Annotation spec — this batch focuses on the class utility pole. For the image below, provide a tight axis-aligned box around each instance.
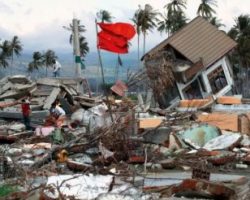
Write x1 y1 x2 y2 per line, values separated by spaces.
72 18 82 93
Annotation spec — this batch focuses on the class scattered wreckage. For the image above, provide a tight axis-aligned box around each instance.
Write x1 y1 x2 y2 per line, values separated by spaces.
0 75 250 199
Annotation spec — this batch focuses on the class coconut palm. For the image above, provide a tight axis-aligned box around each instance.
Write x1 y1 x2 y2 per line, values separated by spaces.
97 10 113 23
139 4 158 54
0 40 11 68
157 12 172 36
163 0 187 35
0 40 11 56
79 36 89 58
165 0 186 17
132 5 143 67
43 50 57 77
228 15 250 96
28 51 44 72
63 20 89 61
210 17 225 28
9 36 23 75
0 52 9 68
197 0 217 19
63 20 86 44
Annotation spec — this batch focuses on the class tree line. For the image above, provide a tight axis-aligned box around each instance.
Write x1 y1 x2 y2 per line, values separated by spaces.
0 0 249 81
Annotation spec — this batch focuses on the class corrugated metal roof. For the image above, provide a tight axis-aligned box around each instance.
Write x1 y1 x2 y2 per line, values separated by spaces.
144 16 237 68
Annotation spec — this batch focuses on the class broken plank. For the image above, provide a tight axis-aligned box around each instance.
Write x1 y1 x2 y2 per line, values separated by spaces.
179 99 211 108
43 87 61 110
138 117 164 129
217 96 241 105
197 112 239 132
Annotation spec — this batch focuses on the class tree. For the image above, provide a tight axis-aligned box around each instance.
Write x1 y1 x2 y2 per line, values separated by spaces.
43 50 57 77
63 20 89 61
138 4 158 55
132 5 142 67
228 15 250 96
165 0 186 16
157 12 172 36
0 52 9 68
28 51 44 73
97 10 113 23
163 0 187 35
79 36 89 58
209 17 225 29
9 36 23 75
0 40 10 68
197 0 217 19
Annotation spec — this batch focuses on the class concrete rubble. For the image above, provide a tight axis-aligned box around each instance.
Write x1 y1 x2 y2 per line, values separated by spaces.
0 76 250 199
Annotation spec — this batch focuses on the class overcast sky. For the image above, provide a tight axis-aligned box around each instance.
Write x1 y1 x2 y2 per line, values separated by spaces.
0 0 249 54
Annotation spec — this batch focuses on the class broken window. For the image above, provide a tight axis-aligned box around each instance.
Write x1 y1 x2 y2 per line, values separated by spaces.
208 66 227 94
183 79 203 99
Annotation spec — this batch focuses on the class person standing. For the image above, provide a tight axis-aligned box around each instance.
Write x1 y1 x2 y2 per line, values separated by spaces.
21 98 32 130
52 59 62 77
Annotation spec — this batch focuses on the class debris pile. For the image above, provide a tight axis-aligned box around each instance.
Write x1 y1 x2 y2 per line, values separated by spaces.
0 76 250 199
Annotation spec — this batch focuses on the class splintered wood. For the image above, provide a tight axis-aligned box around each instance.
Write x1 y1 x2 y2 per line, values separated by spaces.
197 112 250 135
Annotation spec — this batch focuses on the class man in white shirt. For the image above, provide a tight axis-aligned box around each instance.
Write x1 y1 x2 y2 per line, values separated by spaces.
52 59 62 77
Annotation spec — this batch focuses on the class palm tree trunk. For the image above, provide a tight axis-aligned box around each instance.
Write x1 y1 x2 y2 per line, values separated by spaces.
138 34 140 69
46 65 48 77
11 54 13 76
143 32 146 56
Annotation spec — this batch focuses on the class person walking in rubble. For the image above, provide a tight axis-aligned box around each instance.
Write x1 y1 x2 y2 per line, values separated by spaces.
52 59 62 77
21 94 32 130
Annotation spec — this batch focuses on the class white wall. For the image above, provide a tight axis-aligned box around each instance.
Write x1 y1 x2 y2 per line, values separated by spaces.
176 56 234 99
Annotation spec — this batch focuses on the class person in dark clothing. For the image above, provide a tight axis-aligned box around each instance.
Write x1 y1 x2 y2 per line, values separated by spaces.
21 99 31 130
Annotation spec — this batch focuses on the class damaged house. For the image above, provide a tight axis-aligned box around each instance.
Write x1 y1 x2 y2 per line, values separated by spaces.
142 16 237 108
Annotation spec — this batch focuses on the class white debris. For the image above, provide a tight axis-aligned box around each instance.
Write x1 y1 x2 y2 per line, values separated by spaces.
9 123 25 132
45 174 113 199
203 133 241 151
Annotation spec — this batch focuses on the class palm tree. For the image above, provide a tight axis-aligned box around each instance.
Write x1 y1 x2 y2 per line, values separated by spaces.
9 36 23 75
210 17 225 28
0 52 9 68
0 40 11 69
228 15 250 96
157 12 171 36
28 51 44 73
43 50 57 77
132 5 143 67
0 40 11 56
197 0 217 19
139 4 158 55
63 20 86 44
79 36 89 58
165 0 186 17
63 20 89 62
97 10 113 23
163 0 187 35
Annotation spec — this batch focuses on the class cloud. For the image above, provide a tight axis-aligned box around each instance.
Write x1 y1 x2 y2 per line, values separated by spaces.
0 0 248 54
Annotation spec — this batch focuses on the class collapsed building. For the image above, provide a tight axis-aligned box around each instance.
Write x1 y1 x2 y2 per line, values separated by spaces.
142 16 237 108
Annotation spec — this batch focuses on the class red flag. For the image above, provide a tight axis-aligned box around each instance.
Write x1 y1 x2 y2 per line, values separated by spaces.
98 23 136 40
98 35 128 54
98 31 127 48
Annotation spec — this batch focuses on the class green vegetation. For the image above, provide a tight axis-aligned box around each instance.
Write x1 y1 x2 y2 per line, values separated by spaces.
28 49 57 76
0 184 19 197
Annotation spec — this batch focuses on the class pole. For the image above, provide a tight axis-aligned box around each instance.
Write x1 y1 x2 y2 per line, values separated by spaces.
73 18 81 77
73 18 82 93
95 19 114 122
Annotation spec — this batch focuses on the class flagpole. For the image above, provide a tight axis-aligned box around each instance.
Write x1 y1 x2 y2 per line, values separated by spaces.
95 19 114 122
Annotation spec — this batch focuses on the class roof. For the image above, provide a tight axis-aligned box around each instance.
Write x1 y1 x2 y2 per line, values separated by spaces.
143 16 237 68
